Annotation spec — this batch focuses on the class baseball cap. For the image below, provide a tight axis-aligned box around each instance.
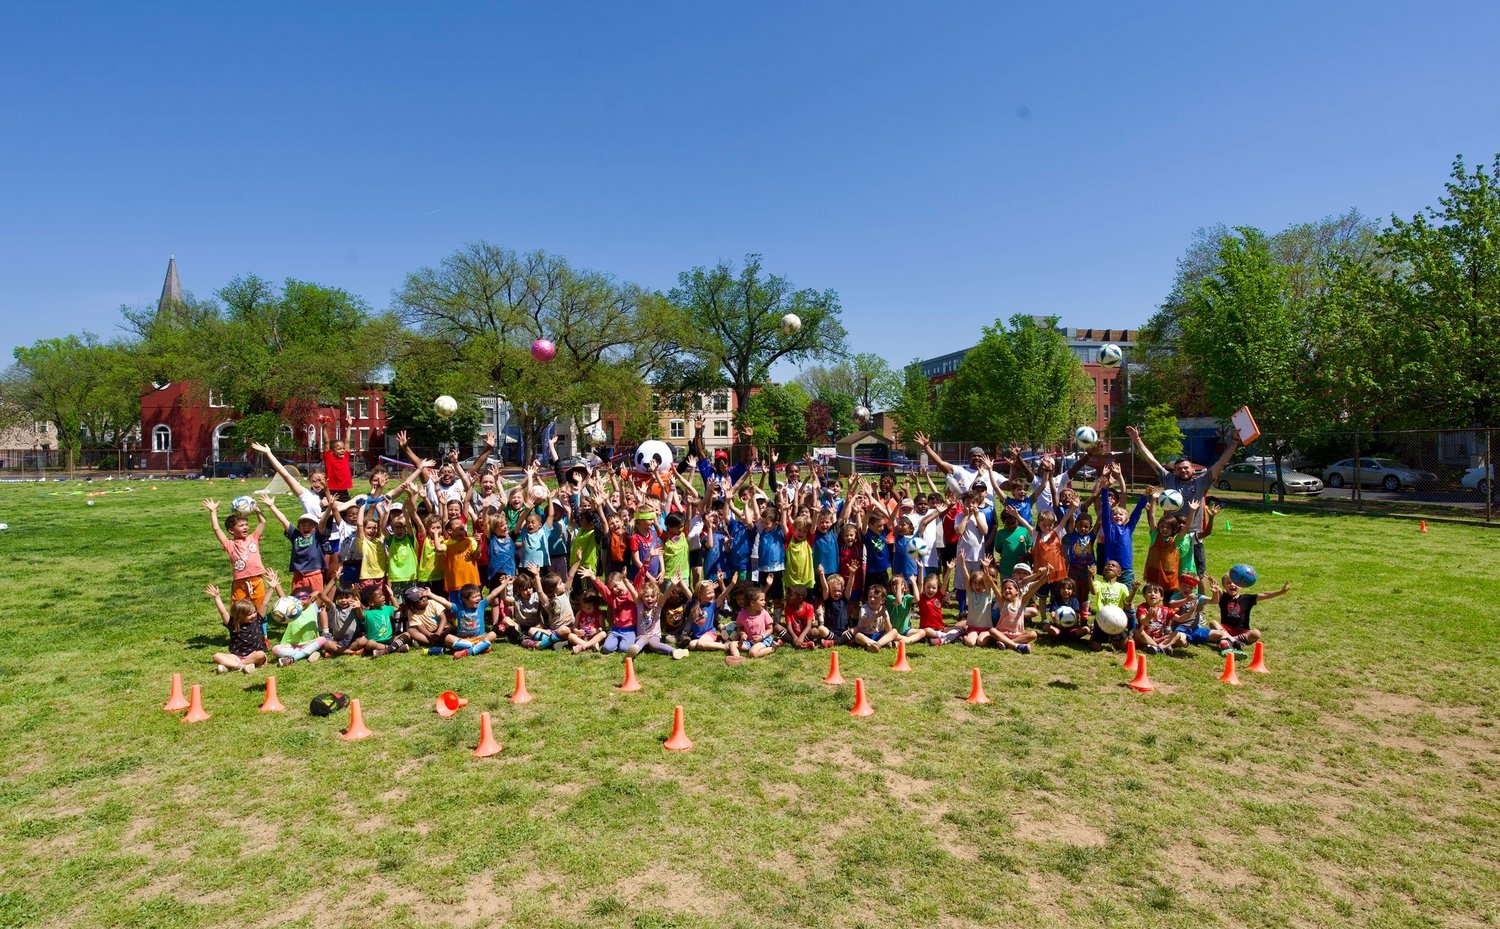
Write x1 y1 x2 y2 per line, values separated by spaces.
714 449 730 460
403 587 427 604
900 498 915 509
389 501 405 512
295 512 318 525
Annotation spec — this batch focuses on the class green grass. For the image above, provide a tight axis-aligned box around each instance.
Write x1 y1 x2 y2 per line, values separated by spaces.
0 478 1497 929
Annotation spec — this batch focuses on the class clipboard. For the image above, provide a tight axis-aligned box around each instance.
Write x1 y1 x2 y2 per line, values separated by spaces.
1231 406 1260 445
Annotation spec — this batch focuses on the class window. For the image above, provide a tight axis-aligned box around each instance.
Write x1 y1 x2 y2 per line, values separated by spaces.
713 419 729 438
713 393 729 412
278 425 294 446
371 398 379 421
605 421 615 442
669 420 685 439
345 398 357 420
152 424 172 452
207 389 228 408
353 427 370 451
358 398 370 419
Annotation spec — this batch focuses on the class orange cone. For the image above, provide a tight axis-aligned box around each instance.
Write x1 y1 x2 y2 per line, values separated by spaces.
1218 652 1242 686
162 673 190 712
849 678 875 717
822 650 845 685
966 667 991 705
181 684 211 723
342 698 373 741
259 675 287 712
618 656 642 692
891 639 912 672
1127 655 1155 693
663 705 693 751
1247 641 1269 674
434 690 468 717
472 711 502 757
1121 639 1138 671
510 667 533 705
1418 519 1427 533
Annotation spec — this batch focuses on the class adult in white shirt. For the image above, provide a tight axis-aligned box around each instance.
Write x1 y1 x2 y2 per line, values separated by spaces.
250 442 328 520
912 434 994 506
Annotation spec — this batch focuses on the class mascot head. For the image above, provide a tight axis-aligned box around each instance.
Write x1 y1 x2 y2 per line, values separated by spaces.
632 440 676 475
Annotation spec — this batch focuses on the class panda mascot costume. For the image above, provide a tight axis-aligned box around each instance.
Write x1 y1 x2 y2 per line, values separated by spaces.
630 439 677 500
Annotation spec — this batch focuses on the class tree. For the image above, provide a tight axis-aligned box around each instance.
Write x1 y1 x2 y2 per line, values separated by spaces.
1140 403 1184 464
890 361 939 445
939 315 1092 448
3 335 143 469
795 353 900 412
383 337 488 452
670 255 847 418
737 382 811 458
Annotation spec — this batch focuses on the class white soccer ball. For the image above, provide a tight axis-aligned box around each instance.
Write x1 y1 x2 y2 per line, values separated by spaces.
1096 604 1129 636
781 313 802 334
1099 343 1123 367
1074 426 1098 448
1054 605 1079 629
433 395 458 419
854 405 871 421
271 596 302 621
1158 489 1184 510
86 500 95 507
231 495 257 515
907 536 930 559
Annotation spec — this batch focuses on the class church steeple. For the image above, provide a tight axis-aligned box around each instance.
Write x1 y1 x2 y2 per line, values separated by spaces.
158 255 183 313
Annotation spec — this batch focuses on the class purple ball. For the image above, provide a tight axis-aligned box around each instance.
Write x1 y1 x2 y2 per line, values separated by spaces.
531 339 556 363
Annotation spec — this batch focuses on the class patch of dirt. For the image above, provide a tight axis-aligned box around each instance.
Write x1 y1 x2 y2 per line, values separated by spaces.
1011 811 1106 847
613 865 726 919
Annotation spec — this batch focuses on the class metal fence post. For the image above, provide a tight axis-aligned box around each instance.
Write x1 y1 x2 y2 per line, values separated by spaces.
1487 428 1493 523
1353 433 1361 511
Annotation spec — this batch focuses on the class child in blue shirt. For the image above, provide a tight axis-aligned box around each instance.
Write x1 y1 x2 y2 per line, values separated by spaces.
1096 463 1148 587
443 583 502 657
519 508 552 574
859 507 893 589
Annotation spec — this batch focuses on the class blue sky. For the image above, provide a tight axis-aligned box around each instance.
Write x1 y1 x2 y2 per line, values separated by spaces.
2 2 1497 368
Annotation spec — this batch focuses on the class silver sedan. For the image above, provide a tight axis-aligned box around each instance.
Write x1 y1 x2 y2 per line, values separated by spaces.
1214 462 1324 495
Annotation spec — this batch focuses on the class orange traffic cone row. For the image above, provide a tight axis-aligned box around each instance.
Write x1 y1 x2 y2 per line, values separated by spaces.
891 640 912 672
663 705 693 751
181 684 211 723
1218 652 1242 686
1127 655 1155 693
1418 519 1428 533
259 675 287 712
434 691 468 717
472 711 502 758
966 667 991 705
162 673 190 712
849 678 875 717
618 657 642 692
342 698 373 741
510 667 533 705
1121 639 1138 671
1247 641 1269 674
822 650 845 685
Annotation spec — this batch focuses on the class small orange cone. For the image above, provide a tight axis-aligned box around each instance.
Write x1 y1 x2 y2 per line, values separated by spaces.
342 698 373 741
1218 652 1242 686
1121 639 1138 671
182 684 211 723
966 667 991 705
1418 519 1427 533
434 690 468 717
849 678 874 717
162 673 190 712
472 711 502 757
259 675 287 712
1247 640 1269 674
510 667 533 705
822 650 845 685
663 705 693 751
1127 655 1155 693
618 656 642 692
891 639 912 672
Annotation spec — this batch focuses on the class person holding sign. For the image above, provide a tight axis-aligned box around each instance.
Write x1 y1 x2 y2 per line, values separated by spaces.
1126 424 1240 590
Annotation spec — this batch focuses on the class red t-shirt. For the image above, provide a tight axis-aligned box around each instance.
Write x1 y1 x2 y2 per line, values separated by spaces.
323 450 353 492
942 503 962 545
918 594 947 630
785 601 815 636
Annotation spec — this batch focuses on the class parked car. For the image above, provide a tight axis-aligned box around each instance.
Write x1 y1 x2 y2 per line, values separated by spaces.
1461 463 1496 501
1322 458 1436 492
201 458 252 479
1215 462 1323 495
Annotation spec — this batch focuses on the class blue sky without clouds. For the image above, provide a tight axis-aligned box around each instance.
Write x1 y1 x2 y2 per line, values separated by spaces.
2 2 1497 368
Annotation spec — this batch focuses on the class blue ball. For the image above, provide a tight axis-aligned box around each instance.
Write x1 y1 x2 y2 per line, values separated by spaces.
1229 563 1257 587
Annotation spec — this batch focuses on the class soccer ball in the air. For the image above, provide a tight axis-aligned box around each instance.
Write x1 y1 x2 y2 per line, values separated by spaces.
1074 426 1098 448
433 395 458 419
1053 605 1079 629
1229 563 1258 587
1095 605 1129 636
854 405 871 422
907 536 930 559
231 495 257 515
271 596 302 621
1157 489 1184 510
781 313 801 334
1099 343 1123 367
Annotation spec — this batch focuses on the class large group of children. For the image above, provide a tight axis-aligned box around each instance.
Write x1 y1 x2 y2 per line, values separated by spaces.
200 422 1292 676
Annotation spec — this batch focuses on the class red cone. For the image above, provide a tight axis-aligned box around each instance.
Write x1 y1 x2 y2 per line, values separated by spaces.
1127 655 1155 693
510 667 533 704
890 639 912 672
181 684 211 723
162 673 190 712
849 678 874 717
342 698 373 741
618 657 642 692
965 667 991 705
1121 639 1137 671
1247 640 1269 674
822 650 845 685
472 711 502 757
1218 652 1241 686
259 675 287 712
663 705 693 751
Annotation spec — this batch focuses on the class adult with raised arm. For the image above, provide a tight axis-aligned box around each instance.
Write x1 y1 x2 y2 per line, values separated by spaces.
250 441 328 519
1126 423 1238 585
912 433 993 507
691 415 747 500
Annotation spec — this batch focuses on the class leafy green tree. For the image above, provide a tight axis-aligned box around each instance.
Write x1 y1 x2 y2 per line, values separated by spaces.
940 315 1091 448
670 255 847 416
738 382 811 458
3 335 143 469
890 360 939 445
796 354 901 413
1140 403 1184 464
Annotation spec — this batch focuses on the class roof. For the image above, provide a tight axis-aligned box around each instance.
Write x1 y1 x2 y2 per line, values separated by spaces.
158 256 183 312
837 429 890 445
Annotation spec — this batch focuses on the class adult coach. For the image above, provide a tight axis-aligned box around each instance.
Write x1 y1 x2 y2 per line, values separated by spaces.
1126 425 1239 582
912 433 994 504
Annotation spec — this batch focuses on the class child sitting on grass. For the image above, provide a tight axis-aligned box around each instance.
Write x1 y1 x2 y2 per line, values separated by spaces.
400 587 451 649
206 575 275 673
992 573 1044 654
359 585 409 657
272 585 326 666
566 590 608 653
685 580 730 653
913 573 958 645
627 579 689 659
854 583 897 653
818 571 852 646
1087 560 1138 652
1209 574 1291 652
1134 583 1190 655
534 573 576 651
446 583 502 658
320 584 365 657
582 568 639 655
728 584 777 663
777 584 824 648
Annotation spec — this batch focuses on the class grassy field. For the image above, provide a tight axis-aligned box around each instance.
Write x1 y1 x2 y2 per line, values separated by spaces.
0 477 1497 929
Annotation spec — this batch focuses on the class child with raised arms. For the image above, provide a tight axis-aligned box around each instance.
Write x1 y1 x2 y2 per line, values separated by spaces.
206 581 270 673
203 497 268 611
257 492 328 594
684 580 730 653
853 582 897 652
727 584 777 661
1209 573 1290 651
446 582 502 658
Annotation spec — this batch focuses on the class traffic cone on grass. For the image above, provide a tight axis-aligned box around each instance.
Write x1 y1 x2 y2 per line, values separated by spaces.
259 675 287 712
181 684 211 723
822 650 845 685
472 712 502 757
1247 641 1269 674
663 705 693 751
510 667 533 705
434 691 467 717
1121 639 1138 672
849 678 875 717
891 639 913 672
1218 652 1241 686
162 673 190 712
1127 656 1155 694
342 699 373 741
1418 520 1428 533
966 667 991 705
618 657 642 692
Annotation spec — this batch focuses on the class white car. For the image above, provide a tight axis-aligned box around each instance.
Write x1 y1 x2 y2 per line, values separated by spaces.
1461 464 1496 501
1322 458 1436 492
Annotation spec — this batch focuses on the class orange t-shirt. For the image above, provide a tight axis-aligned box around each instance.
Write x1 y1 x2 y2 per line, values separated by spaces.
442 536 482 591
1030 530 1066 583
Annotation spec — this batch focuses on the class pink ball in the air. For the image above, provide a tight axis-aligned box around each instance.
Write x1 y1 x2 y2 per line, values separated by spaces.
531 339 557 363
